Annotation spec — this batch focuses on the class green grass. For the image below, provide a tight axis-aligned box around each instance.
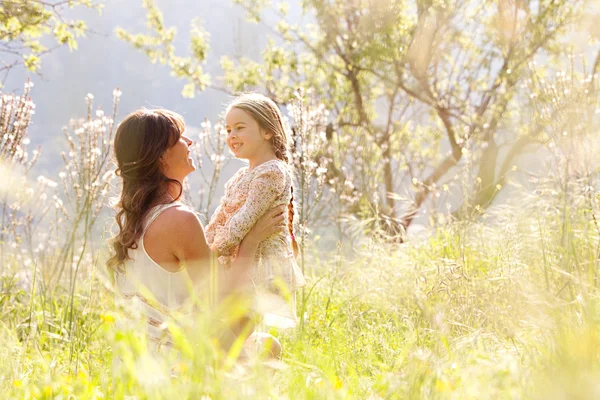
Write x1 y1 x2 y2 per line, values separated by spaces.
1 194 600 399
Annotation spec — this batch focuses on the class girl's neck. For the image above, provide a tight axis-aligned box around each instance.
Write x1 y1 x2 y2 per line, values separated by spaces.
248 151 278 171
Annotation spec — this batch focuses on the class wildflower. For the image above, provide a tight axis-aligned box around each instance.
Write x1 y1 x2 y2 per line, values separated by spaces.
102 171 114 182
101 314 115 324
334 376 343 389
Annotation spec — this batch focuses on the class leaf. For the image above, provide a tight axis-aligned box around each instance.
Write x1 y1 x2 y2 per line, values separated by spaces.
181 82 196 99
23 54 40 72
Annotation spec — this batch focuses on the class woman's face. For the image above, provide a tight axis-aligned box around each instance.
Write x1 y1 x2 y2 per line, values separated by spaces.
161 134 195 181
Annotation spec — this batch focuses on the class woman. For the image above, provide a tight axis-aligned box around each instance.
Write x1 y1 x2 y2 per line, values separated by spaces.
107 108 284 359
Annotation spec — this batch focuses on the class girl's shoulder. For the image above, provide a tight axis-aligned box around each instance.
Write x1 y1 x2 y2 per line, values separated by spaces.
249 160 292 193
252 159 289 177
225 165 250 189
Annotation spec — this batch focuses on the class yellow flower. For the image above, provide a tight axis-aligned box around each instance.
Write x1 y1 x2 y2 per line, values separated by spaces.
12 380 22 387
334 376 343 389
101 314 115 324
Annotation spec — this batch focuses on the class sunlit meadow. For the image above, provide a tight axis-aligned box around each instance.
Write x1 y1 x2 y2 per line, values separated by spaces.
2 0 600 399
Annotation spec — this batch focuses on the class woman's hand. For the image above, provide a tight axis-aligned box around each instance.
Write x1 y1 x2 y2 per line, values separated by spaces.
247 205 287 245
227 205 287 293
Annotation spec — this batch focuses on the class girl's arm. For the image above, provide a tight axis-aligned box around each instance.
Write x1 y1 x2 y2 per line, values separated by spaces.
168 205 286 294
205 171 239 245
213 163 286 264
205 202 226 246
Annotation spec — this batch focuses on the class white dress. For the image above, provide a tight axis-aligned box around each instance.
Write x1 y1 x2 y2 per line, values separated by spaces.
114 202 194 353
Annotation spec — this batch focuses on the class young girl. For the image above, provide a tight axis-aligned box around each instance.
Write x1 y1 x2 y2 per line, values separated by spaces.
205 93 306 327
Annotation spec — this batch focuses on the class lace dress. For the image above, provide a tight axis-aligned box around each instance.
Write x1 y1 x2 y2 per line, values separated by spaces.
205 160 306 326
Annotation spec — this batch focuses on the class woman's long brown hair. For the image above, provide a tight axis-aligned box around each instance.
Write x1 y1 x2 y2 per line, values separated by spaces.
107 109 185 272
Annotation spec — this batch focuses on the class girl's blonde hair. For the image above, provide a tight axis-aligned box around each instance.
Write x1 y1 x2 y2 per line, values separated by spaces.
227 93 299 257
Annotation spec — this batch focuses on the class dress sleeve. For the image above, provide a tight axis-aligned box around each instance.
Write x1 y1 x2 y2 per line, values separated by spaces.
205 203 226 246
213 163 286 267
205 171 238 246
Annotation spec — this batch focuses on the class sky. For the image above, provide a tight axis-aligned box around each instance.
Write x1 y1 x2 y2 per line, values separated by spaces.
4 0 288 179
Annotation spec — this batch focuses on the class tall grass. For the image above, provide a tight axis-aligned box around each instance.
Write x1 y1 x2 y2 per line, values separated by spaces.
2 173 599 398
0 77 599 399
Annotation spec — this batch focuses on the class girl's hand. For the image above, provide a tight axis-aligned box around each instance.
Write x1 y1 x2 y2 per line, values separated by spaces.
248 205 287 244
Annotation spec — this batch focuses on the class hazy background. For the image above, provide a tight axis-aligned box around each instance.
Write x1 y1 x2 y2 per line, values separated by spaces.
3 0 596 235
3 0 295 190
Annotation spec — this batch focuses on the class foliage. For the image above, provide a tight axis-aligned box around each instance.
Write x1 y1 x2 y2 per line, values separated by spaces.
0 1 599 398
1 168 600 397
118 0 600 238
0 0 103 81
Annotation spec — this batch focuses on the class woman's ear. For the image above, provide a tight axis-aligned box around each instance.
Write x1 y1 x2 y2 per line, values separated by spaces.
158 154 168 171
263 130 274 140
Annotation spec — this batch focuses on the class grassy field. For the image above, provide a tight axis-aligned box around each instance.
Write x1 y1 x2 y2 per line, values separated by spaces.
1 183 599 399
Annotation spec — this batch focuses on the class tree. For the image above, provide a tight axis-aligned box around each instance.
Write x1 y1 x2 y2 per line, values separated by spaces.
0 0 102 83
119 0 598 238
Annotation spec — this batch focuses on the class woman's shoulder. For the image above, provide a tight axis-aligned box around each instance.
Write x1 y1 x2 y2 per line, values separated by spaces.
143 203 203 257
151 204 201 232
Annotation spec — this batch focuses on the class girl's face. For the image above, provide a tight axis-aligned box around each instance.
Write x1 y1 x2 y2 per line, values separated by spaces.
161 134 195 181
225 107 273 164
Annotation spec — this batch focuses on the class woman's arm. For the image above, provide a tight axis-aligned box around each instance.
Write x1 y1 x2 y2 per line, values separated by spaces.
226 205 286 291
169 205 286 295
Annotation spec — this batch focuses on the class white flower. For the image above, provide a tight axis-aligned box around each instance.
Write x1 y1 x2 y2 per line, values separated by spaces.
102 171 114 182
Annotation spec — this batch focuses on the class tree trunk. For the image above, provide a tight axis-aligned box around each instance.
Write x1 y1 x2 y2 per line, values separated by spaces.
400 154 461 229
454 135 534 217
